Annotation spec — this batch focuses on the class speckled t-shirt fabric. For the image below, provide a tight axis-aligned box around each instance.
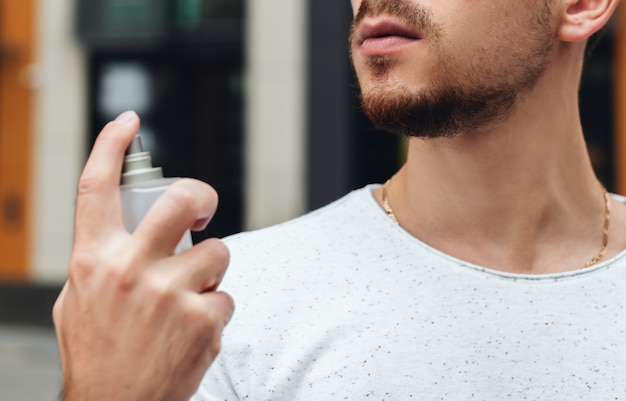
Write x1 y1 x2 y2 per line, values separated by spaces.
192 185 626 401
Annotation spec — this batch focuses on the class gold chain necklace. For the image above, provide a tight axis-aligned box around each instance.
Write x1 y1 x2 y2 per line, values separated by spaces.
381 180 611 269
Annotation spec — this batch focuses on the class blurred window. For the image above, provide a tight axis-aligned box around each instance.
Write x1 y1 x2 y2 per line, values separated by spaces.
77 0 243 48
78 0 244 238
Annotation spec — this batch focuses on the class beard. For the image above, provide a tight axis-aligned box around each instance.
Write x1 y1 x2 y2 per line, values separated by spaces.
350 0 556 138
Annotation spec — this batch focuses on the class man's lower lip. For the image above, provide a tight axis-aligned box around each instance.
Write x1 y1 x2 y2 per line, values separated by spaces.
359 36 419 56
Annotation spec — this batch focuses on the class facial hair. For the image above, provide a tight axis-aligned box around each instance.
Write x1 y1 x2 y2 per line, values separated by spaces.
350 0 556 138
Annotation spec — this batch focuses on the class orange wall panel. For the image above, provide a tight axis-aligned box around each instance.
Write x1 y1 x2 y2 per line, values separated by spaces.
0 0 35 281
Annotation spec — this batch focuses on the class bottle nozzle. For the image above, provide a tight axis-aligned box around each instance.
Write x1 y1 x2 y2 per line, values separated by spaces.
121 134 163 185
126 134 145 155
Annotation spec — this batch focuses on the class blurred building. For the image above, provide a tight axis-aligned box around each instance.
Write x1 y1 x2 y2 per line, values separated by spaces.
0 0 624 325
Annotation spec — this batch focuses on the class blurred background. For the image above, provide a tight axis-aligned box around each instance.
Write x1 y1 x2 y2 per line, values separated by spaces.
0 0 625 399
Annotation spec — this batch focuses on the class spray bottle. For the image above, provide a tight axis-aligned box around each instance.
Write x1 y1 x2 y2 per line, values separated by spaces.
120 134 193 254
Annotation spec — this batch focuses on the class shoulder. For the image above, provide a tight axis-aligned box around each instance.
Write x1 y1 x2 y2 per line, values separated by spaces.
223 185 380 257
218 185 387 293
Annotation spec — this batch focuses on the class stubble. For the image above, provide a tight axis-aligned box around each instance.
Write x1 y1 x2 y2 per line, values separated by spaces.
350 0 556 138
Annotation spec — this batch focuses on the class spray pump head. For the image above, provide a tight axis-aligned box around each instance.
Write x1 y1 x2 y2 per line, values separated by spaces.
121 135 163 185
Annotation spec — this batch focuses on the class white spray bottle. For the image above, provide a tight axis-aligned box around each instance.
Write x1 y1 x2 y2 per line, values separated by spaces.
120 134 193 254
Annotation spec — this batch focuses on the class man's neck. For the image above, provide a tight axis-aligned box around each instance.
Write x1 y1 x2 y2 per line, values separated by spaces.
375 81 626 274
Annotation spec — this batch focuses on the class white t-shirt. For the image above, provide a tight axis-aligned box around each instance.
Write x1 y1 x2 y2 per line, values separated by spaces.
192 185 626 401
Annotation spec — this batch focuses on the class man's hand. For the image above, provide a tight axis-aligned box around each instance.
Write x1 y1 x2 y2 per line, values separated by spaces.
53 111 234 401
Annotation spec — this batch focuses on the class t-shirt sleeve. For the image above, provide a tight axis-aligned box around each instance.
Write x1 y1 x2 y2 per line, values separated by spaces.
189 234 250 401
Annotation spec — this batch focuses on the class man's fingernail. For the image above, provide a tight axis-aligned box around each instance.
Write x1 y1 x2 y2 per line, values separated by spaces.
114 111 137 123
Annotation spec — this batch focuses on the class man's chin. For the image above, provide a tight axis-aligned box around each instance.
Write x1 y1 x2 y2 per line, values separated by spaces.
359 85 511 139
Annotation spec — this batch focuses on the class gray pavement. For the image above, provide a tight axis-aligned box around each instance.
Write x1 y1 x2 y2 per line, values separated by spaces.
0 324 61 401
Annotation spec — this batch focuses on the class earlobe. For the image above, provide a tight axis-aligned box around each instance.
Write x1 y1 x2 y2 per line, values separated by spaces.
558 0 620 42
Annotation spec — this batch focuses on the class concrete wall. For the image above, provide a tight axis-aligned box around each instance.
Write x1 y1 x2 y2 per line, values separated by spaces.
31 0 86 283
244 0 308 230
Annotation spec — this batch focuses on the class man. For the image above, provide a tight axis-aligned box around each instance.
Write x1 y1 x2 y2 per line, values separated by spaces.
54 0 626 400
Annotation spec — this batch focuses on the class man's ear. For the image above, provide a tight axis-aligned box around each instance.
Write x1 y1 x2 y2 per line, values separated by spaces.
558 0 621 42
